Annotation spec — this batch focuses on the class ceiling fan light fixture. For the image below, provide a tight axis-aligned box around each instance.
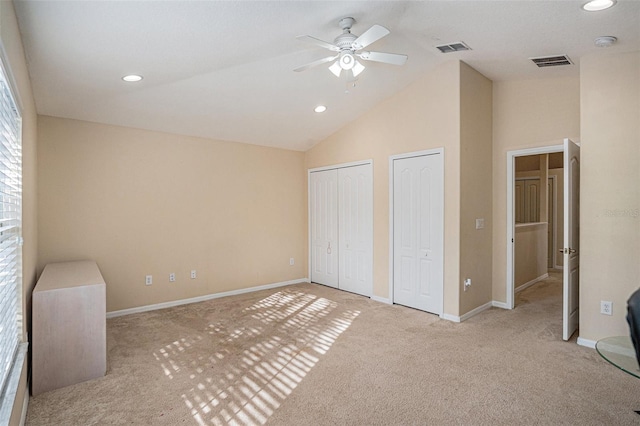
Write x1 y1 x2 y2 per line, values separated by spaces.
329 61 342 77
352 60 365 77
314 105 327 113
582 0 616 11
339 52 355 70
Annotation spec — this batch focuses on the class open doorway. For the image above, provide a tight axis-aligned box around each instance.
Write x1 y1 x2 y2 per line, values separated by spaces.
506 140 580 341
513 151 564 288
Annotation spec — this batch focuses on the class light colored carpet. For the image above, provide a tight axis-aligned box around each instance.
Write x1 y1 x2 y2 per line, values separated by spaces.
26 272 640 425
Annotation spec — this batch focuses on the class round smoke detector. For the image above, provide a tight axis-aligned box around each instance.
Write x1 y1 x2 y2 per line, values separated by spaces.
594 36 617 47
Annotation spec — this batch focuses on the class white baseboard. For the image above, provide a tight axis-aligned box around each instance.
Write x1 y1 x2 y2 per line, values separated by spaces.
492 300 511 309
441 313 461 323
460 301 494 322
441 301 494 323
106 277 308 318
371 295 392 305
515 273 549 294
577 337 597 348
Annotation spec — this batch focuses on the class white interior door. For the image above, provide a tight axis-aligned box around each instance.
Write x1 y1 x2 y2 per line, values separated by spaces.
338 165 373 297
514 180 525 223
524 179 541 223
310 169 338 288
515 178 542 223
563 138 580 341
392 153 444 314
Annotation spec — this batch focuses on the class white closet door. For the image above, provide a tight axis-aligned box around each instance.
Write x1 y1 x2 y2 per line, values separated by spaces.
514 180 525 223
338 165 373 297
524 179 540 223
393 154 444 314
310 169 339 288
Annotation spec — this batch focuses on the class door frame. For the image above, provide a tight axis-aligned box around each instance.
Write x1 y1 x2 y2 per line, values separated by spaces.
506 144 563 309
388 148 444 313
548 174 559 270
307 159 373 288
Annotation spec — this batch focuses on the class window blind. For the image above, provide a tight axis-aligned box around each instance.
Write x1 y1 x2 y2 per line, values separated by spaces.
0 65 21 397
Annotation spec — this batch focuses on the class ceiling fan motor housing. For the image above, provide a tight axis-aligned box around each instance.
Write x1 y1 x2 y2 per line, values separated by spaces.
334 32 357 50
335 17 358 50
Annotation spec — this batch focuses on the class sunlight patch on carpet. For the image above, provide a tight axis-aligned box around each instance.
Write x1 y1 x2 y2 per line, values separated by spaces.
153 289 360 425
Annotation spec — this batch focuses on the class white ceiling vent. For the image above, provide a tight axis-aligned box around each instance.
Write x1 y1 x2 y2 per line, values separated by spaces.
530 55 573 67
435 42 471 53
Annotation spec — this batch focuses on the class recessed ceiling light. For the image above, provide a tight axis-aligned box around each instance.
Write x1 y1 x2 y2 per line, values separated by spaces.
314 105 327 113
122 74 143 82
582 0 616 11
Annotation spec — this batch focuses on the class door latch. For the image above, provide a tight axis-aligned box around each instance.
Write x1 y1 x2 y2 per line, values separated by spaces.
559 248 577 254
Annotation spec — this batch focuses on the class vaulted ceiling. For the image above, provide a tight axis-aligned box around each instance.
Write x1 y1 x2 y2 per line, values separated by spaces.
14 1 640 151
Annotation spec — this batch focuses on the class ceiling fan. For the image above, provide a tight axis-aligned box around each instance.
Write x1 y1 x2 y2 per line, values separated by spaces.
294 17 408 79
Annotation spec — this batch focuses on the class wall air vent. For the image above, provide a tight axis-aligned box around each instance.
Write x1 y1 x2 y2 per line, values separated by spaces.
436 41 471 53
530 55 573 67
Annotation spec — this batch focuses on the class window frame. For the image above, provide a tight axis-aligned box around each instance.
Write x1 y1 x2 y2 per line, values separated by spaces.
0 43 26 425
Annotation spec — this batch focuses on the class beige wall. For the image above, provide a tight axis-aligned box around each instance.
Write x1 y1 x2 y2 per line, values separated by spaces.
516 155 541 172
459 62 493 314
492 76 580 303
515 223 548 289
306 60 493 318
549 152 563 169
580 51 640 340
0 0 38 424
37 116 307 312
306 60 461 315
539 155 549 223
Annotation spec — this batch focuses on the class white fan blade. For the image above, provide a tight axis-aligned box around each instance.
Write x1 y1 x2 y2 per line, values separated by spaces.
352 24 390 50
294 55 339 72
296 35 340 52
357 51 408 66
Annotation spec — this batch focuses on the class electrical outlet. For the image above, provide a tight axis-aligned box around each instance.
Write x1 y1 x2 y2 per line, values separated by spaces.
145 275 152 286
464 278 471 292
600 301 613 316
290 258 295 266
169 273 176 282
191 270 197 279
